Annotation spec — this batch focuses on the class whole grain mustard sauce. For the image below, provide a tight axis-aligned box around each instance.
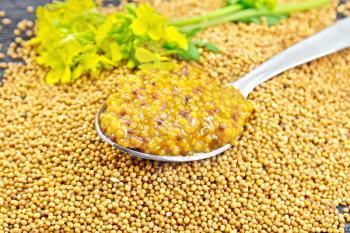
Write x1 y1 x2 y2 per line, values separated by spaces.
100 67 252 156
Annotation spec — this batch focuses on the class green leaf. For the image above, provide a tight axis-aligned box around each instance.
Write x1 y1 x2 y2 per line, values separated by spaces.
264 14 288 26
177 42 200 61
238 14 288 26
182 28 202 38
193 40 220 53
238 0 277 9
227 0 239 6
135 47 157 63
125 3 137 15
163 42 177 51
238 16 261 24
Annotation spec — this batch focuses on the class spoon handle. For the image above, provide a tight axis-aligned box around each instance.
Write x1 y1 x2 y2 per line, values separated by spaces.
230 17 350 98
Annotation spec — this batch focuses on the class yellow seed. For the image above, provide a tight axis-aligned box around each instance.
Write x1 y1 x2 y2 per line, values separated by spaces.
26 6 35 13
2 18 11 25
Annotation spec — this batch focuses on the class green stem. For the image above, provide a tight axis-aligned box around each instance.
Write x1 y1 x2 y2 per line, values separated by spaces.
179 0 329 32
170 4 243 27
274 0 329 13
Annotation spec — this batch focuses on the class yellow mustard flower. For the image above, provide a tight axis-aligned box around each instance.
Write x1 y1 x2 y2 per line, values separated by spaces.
131 4 167 41
165 26 188 50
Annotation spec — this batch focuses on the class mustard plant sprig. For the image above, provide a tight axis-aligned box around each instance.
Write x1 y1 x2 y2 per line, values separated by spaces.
30 0 329 84
30 0 189 84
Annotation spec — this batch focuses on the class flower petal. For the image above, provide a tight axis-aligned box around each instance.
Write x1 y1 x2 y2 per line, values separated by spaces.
46 67 64 84
61 66 72 84
136 4 154 20
165 26 188 50
135 47 157 63
131 19 148 36
148 24 164 41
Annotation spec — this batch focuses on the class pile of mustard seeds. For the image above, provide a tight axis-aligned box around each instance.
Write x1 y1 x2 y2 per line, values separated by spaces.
1 0 350 232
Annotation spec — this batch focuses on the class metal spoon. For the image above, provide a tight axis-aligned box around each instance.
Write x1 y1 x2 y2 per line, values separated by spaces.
96 17 350 162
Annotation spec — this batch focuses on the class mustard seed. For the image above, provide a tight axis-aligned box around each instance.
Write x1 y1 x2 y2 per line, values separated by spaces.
2 18 11 25
17 21 26 31
13 29 21 36
26 6 35 14
25 30 34 37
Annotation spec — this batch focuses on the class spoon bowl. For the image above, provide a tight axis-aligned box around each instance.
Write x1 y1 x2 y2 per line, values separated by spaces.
96 17 350 162
95 103 231 162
